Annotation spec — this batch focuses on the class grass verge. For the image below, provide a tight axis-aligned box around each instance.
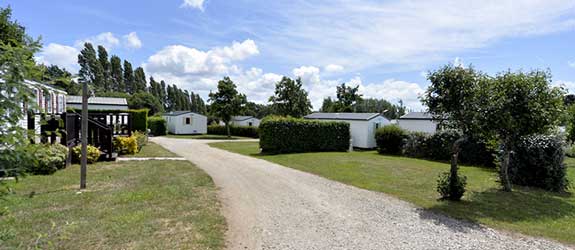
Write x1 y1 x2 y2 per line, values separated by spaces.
210 141 575 245
164 134 252 140
0 152 225 249
121 141 178 158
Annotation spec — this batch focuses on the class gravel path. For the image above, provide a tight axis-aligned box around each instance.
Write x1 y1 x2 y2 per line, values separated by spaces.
151 137 572 250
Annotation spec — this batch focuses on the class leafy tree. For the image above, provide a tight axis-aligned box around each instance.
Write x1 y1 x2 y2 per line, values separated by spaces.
128 92 164 115
421 65 485 200
133 67 146 93
209 77 247 137
242 102 273 119
123 60 134 94
476 70 564 191
0 7 26 48
320 97 336 112
110 55 123 92
269 76 312 118
37 64 80 95
159 80 167 107
355 98 406 119
97 45 111 90
78 42 104 92
334 83 362 112
190 91 207 115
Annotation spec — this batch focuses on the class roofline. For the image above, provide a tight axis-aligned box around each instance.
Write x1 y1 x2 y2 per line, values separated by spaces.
66 102 128 106
304 113 385 121
24 80 67 94
398 117 435 121
233 116 256 121
162 111 205 117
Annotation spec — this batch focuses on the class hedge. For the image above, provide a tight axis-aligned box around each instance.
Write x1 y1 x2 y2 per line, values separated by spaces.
375 125 407 155
208 125 259 138
259 116 350 154
148 116 167 136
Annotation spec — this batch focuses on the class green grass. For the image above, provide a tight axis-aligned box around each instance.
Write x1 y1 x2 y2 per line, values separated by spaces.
164 134 252 140
121 141 178 158
0 154 225 249
211 141 575 245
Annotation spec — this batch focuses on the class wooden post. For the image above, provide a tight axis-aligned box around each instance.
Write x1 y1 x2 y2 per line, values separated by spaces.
80 82 88 190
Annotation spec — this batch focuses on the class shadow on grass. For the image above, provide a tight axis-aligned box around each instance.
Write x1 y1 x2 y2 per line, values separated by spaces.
418 187 574 233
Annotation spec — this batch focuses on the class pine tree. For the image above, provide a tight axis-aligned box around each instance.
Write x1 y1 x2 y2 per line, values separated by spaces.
110 55 123 92
123 60 134 94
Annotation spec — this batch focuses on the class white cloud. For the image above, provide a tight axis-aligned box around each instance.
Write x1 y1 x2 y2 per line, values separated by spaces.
293 66 321 85
324 64 344 73
123 32 142 49
360 79 426 111
569 61 575 68
75 32 120 49
181 0 206 11
555 80 575 93
453 57 464 67
35 43 80 72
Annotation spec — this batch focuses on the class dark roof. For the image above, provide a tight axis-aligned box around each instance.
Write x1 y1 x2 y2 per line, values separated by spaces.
232 116 256 121
304 112 384 121
399 112 433 120
67 95 128 106
163 111 205 117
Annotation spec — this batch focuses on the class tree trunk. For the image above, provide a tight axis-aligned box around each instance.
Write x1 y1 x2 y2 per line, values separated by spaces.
500 140 513 192
226 122 231 138
450 137 466 191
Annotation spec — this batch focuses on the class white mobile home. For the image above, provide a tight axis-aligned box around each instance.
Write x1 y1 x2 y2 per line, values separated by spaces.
18 80 67 137
231 116 260 127
397 112 439 134
163 111 207 135
304 113 390 148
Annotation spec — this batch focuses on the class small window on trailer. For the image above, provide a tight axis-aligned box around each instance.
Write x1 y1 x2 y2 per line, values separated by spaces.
185 117 191 125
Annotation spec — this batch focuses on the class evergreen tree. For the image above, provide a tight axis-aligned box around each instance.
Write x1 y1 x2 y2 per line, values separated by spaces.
110 55 123 92
133 67 146 93
123 60 134 94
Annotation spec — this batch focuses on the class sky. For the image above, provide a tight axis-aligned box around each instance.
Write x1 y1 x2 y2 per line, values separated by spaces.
6 0 575 110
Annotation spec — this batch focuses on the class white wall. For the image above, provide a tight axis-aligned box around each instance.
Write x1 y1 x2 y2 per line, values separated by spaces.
164 113 207 134
310 116 389 148
231 118 260 127
397 119 438 134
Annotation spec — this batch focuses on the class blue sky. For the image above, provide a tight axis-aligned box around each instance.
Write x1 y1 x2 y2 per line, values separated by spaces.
7 0 575 110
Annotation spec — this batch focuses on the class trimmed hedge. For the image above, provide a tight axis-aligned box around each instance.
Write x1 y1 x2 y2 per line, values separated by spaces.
148 116 167 136
375 125 407 155
508 134 568 192
130 109 148 132
208 125 259 138
259 116 350 154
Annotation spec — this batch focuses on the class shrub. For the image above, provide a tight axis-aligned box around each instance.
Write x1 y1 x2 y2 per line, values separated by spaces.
259 116 350 154
507 134 569 192
426 130 460 161
114 136 138 155
437 171 467 201
26 144 68 175
402 132 429 158
72 145 101 164
130 109 148 132
133 131 148 151
207 125 259 138
375 125 407 155
148 116 167 136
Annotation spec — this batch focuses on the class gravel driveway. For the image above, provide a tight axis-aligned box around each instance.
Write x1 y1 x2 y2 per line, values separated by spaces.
152 137 571 250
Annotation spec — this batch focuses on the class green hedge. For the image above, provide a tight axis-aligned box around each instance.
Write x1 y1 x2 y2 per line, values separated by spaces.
375 125 407 155
148 116 167 136
208 125 259 138
259 116 350 154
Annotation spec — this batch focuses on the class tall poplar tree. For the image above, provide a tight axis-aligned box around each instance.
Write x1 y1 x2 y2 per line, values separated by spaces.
97 45 110 91
110 55 123 92
78 42 104 91
133 67 146 93
123 60 134 94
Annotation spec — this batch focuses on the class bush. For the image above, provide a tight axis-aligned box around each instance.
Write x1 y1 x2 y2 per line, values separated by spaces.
114 136 138 155
426 130 460 161
26 144 68 175
148 116 167 136
402 132 429 158
437 171 467 201
133 131 148 151
131 109 148 132
375 125 407 155
208 125 259 138
508 134 569 192
259 116 350 154
72 145 101 164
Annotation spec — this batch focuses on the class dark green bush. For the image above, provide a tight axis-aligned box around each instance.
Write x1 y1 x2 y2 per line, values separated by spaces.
26 143 69 175
207 125 259 138
437 171 467 200
148 116 167 136
402 132 429 158
508 134 568 192
130 109 148 132
375 125 407 155
426 130 460 161
259 116 350 154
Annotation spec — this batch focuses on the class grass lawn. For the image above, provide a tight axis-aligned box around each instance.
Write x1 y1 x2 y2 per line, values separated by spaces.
211 141 575 245
0 150 225 249
164 134 252 140
120 141 178 158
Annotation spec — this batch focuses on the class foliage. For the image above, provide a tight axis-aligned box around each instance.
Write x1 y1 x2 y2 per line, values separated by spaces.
148 116 167 136
507 134 569 192
402 132 429 158
375 125 407 155
123 60 134 94
71 145 101 164
209 77 247 137
36 64 79 95
207 125 259 138
77 42 104 93
130 109 148 132
436 171 467 201
114 136 138 155
133 131 148 151
133 67 146 93
321 97 407 119
25 143 68 175
241 102 273 119
128 92 163 116
259 116 350 154
566 105 575 144
333 83 362 112
269 76 312 118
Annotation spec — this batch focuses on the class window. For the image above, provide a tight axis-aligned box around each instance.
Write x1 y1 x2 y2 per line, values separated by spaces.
375 123 380 130
185 117 191 125
248 122 253 127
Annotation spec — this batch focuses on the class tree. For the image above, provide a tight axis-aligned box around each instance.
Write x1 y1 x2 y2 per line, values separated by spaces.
269 76 312 118
421 65 485 200
37 64 80 95
123 60 134 94
335 83 362 112
97 45 111 91
190 91 207 115
110 55 123 92
209 77 247 137
128 92 165 115
133 67 147 93
477 70 564 191
78 42 104 92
